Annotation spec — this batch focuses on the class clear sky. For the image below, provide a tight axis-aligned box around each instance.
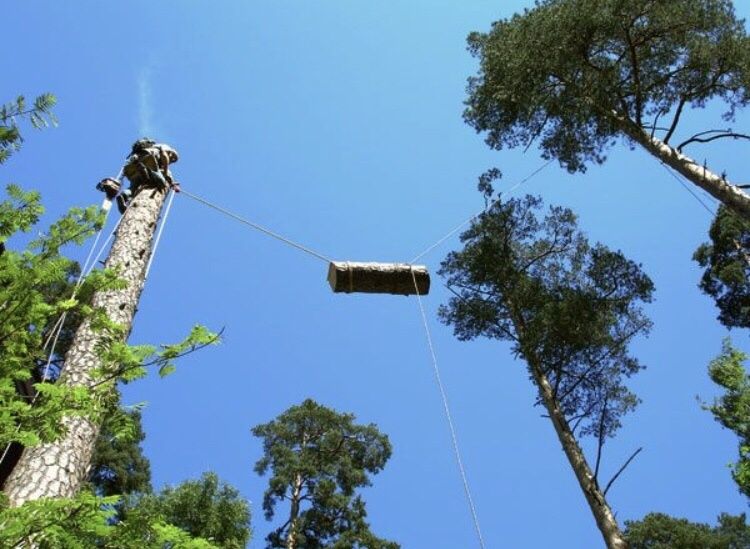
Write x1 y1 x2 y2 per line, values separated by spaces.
5 1 750 547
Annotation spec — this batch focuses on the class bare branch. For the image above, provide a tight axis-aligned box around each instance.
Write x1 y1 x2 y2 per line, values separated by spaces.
663 97 686 144
677 129 750 152
603 447 643 497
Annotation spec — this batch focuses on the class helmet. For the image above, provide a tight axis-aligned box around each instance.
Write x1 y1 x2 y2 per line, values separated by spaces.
129 138 157 156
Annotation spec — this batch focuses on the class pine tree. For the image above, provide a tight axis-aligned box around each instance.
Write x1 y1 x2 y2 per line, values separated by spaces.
438 193 653 549
119 472 251 549
252 399 398 549
625 512 750 548
694 206 750 329
464 0 750 220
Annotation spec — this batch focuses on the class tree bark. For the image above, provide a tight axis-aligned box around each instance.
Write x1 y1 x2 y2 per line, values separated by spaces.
623 124 750 222
286 472 304 549
528 359 628 549
3 186 168 506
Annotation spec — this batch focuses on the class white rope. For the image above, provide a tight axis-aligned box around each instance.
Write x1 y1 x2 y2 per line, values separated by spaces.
411 159 553 263
180 188 333 264
145 189 175 279
411 269 486 549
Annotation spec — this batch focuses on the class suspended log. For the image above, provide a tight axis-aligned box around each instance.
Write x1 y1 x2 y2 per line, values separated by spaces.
328 261 430 296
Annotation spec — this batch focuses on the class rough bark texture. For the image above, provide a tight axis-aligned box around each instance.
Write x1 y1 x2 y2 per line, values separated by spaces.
624 125 750 222
327 261 430 296
3 186 168 506
529 360 628 549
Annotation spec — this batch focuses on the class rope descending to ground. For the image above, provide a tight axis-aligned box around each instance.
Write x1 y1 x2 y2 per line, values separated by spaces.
411 268 486 549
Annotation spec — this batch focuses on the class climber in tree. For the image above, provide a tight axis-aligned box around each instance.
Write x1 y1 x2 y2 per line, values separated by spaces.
117 138 180 213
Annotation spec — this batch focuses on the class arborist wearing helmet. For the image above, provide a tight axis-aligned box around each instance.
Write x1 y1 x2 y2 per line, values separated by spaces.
99 138 180 214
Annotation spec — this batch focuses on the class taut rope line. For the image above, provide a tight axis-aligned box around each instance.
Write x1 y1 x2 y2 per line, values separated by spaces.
411 159 554 263
411 268 486 549
180 188 333 264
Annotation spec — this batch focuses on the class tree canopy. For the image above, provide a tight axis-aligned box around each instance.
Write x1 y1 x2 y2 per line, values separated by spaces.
120 472 251 549
705 339 750 500
464 0 750 218
625 512 750 549
252 399 398 549
88 405 152 498
439 194 653 440
439 193 653 548
466 0 750 171
695 206 750 330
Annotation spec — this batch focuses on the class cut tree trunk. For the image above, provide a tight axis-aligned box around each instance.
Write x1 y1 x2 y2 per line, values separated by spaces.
327 261 430 296
528 360 628 549
624 124 750 222
3 186 169 506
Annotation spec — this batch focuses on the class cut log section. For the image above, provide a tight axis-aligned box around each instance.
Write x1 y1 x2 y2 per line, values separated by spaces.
328 261 430 296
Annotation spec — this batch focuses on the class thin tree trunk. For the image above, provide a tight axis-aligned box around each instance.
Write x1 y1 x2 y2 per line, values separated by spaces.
528 359 628 549
623 124 750 222
286 472 304 549
3 186 168 506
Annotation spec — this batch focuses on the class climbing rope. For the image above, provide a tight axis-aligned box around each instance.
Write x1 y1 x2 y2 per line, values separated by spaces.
145 189 176 279
411 268 486 549
411 159 554 263
180 188 333 264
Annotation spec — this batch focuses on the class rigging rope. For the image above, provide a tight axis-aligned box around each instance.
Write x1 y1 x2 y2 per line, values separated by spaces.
410 159 554 263
177 186 488 546
411 269 486 549
145 189 176 279
180 188 333 263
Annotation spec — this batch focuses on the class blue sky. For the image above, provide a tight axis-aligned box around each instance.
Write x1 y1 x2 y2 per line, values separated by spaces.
5 1 750 547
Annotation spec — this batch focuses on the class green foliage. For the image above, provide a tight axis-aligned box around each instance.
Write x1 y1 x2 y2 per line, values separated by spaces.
464 0 750 171
439 194 653 439
121 473 251 549
88 404 152 498
252 399 398 549
0 94 57 164
705 338 750 499
0 186 111 450
0 182 225 545
0 491 219 548
624 512 750 548
694 206 750 329
94 325 221 386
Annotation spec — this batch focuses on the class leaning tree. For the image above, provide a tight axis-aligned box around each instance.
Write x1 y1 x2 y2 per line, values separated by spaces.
465 0 750 220
439 194 654 549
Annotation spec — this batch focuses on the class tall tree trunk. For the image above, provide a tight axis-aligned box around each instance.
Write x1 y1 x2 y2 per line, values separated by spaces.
286 472 304 549
623 124 750 222
528 359 628 549
3 185 169 506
